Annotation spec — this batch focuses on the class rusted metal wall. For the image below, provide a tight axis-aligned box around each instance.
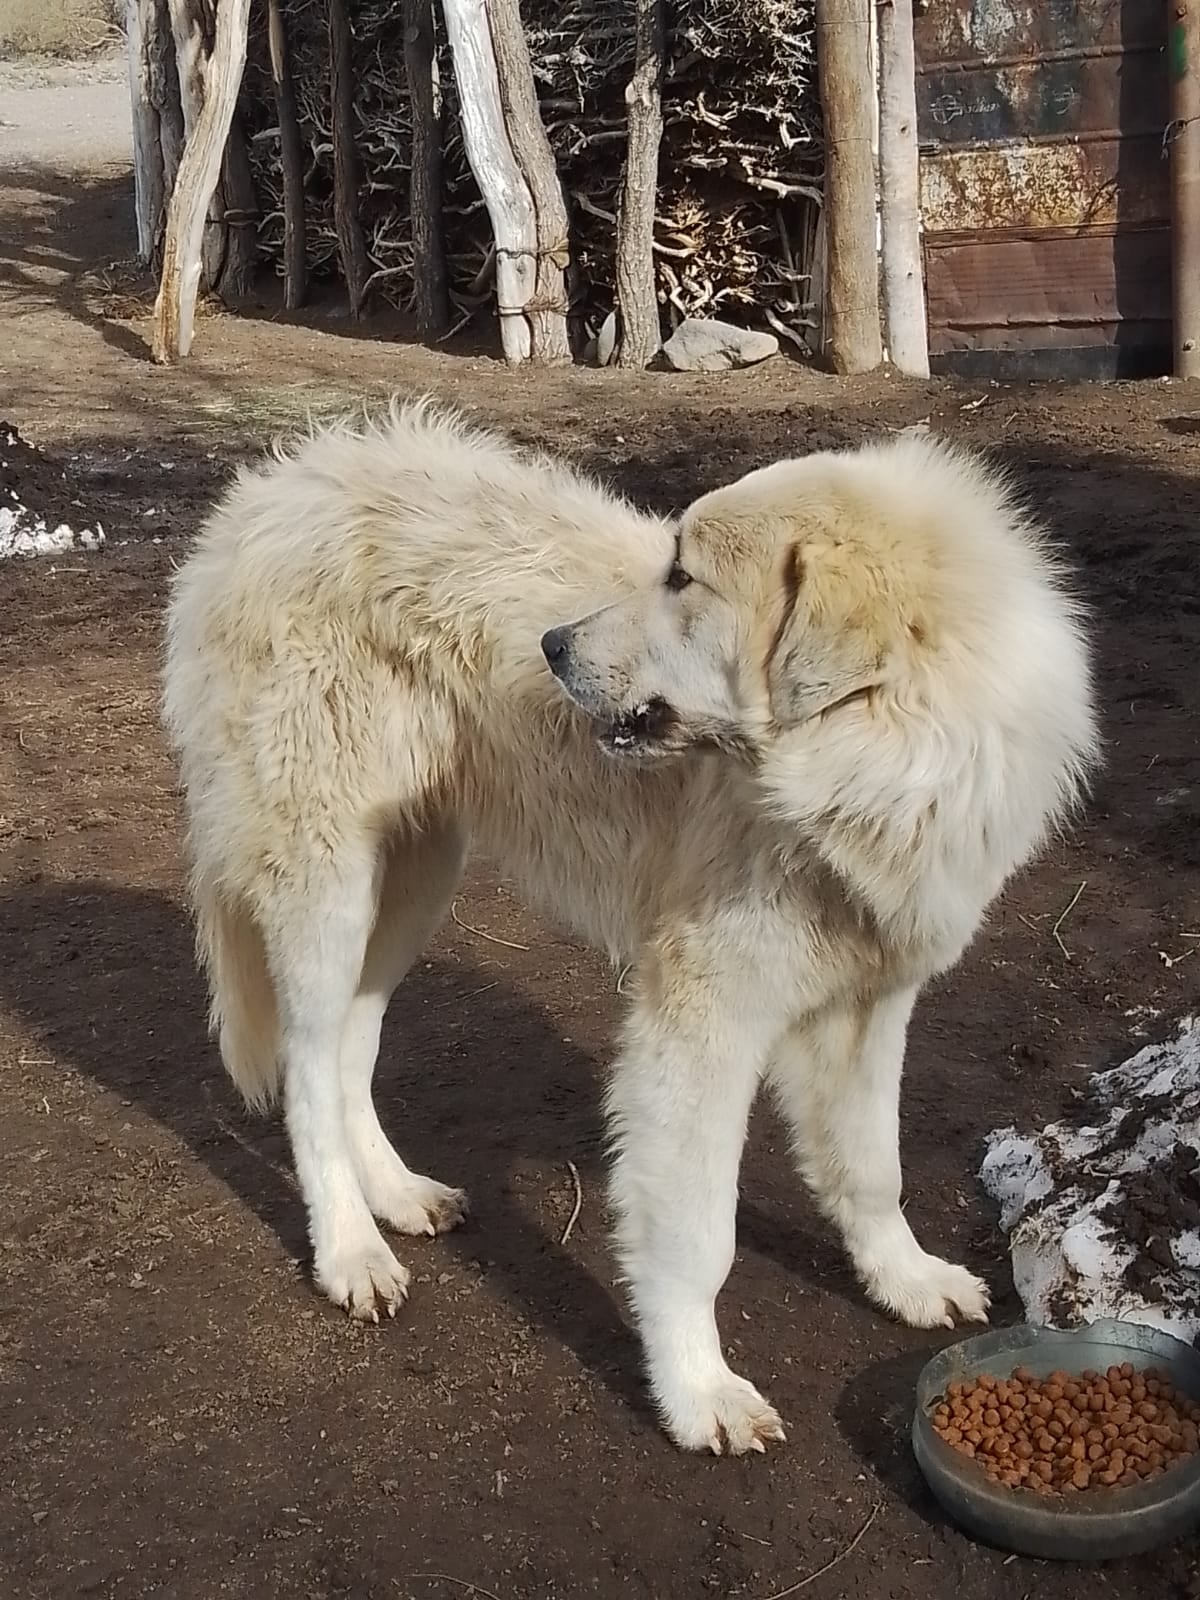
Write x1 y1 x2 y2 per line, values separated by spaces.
914 0 1170 377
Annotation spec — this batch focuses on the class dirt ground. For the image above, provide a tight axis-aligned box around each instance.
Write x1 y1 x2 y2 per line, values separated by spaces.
3 62 1200 1600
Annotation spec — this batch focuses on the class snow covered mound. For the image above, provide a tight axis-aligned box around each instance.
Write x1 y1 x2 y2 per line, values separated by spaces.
981 1018 1200 1342
0 421 105 560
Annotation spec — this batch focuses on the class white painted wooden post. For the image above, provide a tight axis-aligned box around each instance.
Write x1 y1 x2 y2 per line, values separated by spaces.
441 0 536 363
488 0 571 362
877 0 930 375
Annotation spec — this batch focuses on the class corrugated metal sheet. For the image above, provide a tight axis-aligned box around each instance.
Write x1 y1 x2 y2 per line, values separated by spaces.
915 0 1170 377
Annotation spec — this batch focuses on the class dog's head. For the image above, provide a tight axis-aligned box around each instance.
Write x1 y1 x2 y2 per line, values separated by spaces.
542 434 1097 954
540 444 939 764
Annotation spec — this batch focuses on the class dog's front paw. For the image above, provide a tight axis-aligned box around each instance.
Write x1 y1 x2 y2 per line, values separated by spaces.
314 1229 411 1323
658 1370 787 1456
868 1252 990 1331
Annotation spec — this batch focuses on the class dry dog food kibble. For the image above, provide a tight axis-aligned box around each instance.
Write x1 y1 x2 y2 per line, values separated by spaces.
930 1365 1200 1494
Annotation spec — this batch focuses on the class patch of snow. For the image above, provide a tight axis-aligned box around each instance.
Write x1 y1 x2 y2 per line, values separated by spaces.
0 502 105 560
981 1017 1200 1341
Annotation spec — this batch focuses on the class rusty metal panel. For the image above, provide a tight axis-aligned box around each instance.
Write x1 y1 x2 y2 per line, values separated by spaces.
914 0 1170 376
921 142 1163 234
924 226 1171 342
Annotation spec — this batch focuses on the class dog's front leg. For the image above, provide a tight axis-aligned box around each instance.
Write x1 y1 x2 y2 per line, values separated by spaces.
607 998 784 1455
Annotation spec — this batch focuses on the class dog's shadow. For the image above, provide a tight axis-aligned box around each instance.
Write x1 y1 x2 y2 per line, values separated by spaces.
1 878 898 1427
0 878 655 1415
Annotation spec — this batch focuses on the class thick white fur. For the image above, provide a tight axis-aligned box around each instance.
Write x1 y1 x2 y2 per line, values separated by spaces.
163 403 1098 1455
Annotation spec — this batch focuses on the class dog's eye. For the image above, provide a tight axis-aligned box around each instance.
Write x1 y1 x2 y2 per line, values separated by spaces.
665 563 693 593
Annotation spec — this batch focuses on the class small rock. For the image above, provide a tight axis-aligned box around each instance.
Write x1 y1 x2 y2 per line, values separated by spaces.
662 317 779 372
595 311 618 367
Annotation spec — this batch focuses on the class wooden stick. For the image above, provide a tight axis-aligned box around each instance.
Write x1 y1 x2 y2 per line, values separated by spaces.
328 0 370 318
758 1503 881 1600
615 0 665 368
487 0 571 363
267 0 307 310
815 0 882 373
151 0 251 362
401 0 448 337
449 901 530 953
441 0 535 363
560 1161 583 1244
1169 0 1200 378
877 0 928 375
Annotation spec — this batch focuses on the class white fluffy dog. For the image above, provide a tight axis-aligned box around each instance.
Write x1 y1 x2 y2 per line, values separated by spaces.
163 405 1097 1454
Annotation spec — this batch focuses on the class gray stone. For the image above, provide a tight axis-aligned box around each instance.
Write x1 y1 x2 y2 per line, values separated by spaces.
662 317 779 372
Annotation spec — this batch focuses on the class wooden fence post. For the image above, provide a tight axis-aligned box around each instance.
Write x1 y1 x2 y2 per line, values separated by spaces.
816 0 882 373
615 0 665 368
267 0 308 310
877 0 929 375
1170 0 1200 378
126 0 161 262
488 0 571 362
215 113 259 300
165 0 223 285
441 0 536 363
401 0 449 336
328 0 371 317
151 0 252 361
163 0 255 296
150 0 185 256
126 0 183 268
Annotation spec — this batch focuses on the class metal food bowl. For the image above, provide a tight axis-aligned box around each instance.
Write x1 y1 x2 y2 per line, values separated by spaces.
912 1319 1200 1560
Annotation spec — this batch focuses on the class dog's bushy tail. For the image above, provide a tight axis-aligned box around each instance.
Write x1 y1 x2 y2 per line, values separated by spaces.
195 876 282 1111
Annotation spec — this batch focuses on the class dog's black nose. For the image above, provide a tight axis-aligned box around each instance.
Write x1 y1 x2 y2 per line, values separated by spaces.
541 627 570 668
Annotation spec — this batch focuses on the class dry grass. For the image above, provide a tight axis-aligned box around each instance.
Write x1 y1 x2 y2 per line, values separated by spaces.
0 0 121 58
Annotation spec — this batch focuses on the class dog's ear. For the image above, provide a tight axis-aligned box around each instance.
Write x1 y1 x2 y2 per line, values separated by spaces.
766 543 885 726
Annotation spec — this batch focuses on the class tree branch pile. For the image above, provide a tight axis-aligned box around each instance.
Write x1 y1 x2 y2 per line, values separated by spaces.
240 0 821 342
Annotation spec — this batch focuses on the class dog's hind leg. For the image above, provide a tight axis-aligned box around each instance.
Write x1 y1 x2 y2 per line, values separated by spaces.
766 988 990 1330
341 821 469 1237
263 845 412 1322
